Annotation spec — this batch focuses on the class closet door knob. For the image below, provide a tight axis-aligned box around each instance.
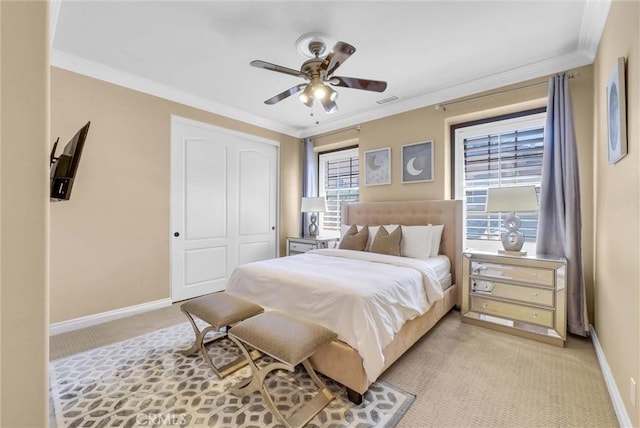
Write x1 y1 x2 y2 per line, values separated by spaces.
174 232 180 237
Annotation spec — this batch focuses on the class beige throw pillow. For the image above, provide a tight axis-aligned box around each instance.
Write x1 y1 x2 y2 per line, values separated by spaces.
339 224 369 251
369 225 402 256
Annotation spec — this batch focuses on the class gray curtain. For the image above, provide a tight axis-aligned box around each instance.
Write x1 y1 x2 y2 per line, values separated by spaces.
301 137 317 236
536 72 588 336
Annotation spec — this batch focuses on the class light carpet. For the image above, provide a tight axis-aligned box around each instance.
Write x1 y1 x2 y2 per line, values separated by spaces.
50 321 414 427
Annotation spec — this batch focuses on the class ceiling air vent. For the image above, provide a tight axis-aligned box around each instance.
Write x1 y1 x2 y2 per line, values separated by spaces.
376 95 399 105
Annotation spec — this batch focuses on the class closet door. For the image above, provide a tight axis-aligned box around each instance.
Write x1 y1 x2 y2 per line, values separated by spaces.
170 116 278 302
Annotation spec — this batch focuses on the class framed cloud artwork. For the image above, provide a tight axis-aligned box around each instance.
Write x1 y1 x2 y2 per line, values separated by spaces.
401 141 433 183
606 56 627 164
364 147 391 186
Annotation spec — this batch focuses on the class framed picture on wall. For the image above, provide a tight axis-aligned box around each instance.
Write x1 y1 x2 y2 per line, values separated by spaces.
364 147 391 186
401 140 433 183
606 56 627 164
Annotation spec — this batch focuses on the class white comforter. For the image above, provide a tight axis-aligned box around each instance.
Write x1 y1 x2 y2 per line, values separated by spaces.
226 248 445 383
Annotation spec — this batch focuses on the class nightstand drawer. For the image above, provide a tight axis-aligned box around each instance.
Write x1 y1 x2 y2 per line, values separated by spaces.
471 280 554 307
289 242 315 253
471 261 554 287
470 296 554 328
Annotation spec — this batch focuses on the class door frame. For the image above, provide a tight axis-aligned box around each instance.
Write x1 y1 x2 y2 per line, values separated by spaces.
169 115 281 302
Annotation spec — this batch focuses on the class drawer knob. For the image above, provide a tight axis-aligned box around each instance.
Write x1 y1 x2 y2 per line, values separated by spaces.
532 292 538 297
532 312 538 318
482 303 488 308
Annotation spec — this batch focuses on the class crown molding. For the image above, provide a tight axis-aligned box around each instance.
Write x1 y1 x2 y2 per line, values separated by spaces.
578 0 612 61
51 49 300 137
52 0 609 141
300 50 593 138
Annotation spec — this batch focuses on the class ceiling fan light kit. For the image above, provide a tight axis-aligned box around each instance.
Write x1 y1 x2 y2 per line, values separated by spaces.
251 33 387 114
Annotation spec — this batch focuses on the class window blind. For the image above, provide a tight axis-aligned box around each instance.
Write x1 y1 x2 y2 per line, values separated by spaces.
463 125 544 242
319 150 359 234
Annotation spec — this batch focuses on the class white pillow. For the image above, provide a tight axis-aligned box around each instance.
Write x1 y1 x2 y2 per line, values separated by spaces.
341 224 356 239
367 224 398 251
430 224 444 257
400 225 433 259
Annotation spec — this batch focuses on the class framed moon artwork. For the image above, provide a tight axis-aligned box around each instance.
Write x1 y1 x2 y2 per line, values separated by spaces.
606 56 627 164
401 141 433 183
364 147 391 186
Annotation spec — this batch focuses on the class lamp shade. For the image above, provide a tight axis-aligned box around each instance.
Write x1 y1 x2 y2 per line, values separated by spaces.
301 197 327 213
486 186 539 212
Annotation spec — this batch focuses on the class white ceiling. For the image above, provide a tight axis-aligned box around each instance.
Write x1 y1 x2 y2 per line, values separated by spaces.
51 1 611 138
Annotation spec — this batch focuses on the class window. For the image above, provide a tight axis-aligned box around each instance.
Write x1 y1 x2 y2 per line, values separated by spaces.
318 147 359 237
453 109 546 251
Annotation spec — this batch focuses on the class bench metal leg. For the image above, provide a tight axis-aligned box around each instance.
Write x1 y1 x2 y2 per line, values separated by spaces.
228 336 334 428
181 308 260 379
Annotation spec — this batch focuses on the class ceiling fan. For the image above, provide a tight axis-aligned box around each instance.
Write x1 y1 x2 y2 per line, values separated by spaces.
250 37 387 114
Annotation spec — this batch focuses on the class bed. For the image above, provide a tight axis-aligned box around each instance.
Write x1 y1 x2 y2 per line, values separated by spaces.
227 200 462 403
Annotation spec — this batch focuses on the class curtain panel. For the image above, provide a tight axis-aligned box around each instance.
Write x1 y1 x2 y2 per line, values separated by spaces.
536 72 588 336
301 138 318 237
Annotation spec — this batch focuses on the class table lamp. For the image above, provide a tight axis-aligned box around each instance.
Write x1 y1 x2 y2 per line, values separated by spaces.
301 196 327 237
486 185 539 255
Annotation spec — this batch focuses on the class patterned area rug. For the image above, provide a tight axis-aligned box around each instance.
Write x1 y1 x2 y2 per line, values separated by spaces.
50 321 414 427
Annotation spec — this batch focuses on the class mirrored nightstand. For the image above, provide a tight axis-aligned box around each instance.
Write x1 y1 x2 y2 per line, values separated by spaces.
286 236 338 256
461 250 567 347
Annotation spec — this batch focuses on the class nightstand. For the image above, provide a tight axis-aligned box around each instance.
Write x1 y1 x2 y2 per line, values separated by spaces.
461 250 567 347
286 236 338 256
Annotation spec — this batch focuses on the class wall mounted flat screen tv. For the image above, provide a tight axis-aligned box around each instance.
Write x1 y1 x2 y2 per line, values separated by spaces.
50 121 90 201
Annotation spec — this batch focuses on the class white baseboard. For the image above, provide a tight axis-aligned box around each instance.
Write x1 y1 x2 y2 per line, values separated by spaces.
590 324 633 427
49 298 173 336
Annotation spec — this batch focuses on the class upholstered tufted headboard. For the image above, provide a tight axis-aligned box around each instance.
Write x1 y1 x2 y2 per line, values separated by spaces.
342 200 463 290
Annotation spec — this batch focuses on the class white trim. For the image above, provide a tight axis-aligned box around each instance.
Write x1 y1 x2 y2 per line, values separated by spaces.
300 50 592 138
49 0 608 140
170 115 280 148
51 45 593 140
51 49 298 137
590 324 633 427
49 298 172 336
578 0 612 60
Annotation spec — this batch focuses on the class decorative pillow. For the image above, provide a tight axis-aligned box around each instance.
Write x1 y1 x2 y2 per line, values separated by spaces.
400 225 433 259
339 224 369 251
430 224 445 257
369 225 403 256
341 224 363 239
366 224 399 251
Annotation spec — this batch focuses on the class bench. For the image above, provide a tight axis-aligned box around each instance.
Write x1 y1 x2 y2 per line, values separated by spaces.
180 292 263 378
228 311 338 428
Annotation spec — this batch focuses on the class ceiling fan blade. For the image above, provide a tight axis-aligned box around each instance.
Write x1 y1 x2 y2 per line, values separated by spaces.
321 41 356 76
320 97 338 114
329 76 387 93
250 60 307 79
264 83 307 105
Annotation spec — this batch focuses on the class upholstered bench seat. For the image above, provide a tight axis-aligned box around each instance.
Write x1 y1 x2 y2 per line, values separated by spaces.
229 312 338 428
180 292 263 378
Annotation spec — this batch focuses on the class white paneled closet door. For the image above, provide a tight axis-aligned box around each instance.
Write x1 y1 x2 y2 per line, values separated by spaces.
170 116 278 302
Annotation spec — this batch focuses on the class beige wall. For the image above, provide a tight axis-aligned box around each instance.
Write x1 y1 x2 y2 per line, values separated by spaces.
593 0 640 425
50 68 300 323
312 65 595 323
0 1 49 426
